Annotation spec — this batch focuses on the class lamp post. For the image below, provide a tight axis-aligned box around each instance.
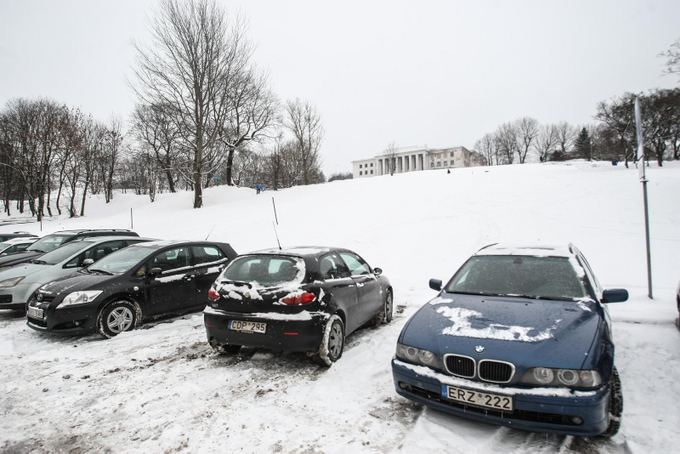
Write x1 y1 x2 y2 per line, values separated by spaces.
634 97 653 299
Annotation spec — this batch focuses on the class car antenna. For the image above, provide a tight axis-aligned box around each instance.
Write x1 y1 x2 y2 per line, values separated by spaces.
271 196 282 250
204 224 216 241
272 222 282 250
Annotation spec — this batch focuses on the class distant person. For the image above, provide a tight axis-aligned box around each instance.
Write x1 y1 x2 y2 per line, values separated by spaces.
255 183 263 194
447 168 451 174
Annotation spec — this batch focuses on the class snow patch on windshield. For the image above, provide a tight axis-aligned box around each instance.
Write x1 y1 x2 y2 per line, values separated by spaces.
435 306 560 342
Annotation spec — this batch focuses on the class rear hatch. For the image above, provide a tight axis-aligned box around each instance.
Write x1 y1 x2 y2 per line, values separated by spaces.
210 254 321 314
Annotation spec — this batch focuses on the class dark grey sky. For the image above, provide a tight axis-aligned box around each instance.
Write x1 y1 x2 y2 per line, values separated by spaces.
1 0 678 174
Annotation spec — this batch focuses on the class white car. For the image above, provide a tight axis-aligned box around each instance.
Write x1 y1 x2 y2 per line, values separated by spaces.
0 237 38 257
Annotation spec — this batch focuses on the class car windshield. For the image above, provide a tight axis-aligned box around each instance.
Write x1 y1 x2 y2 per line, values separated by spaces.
0 242 9 252
445 255 588 301
37 241 94 265
27 234 71 253
219 255 304 287
87 245 152 275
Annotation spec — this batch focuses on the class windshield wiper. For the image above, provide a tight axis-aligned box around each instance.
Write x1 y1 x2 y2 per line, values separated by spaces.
28 249 45 253
219 279 252 288
88 268 113 275
30 259 47 265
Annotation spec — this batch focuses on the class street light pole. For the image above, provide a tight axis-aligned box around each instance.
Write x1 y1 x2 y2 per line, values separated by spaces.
634 97 653 299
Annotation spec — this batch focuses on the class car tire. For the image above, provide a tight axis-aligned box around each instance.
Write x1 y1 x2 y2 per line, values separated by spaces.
372 289 393 327
97 300 137 338
209 340 241 355
601 366 623 438
316 315 344 367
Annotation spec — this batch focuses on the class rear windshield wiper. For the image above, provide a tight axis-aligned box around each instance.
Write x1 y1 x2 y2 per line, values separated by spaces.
218 279 252 288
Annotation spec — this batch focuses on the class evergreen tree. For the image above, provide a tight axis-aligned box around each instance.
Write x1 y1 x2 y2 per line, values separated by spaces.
574 127 593 161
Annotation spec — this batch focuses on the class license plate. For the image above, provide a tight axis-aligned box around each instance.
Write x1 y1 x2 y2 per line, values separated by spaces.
27 307 44 320
442 385 513 411
229 320 266 334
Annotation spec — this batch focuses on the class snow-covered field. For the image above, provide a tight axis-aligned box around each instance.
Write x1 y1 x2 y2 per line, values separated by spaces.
1 161 679 453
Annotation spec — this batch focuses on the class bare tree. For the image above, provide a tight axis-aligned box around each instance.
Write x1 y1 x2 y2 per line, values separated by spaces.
383 141 398 175
474 134 495 166
660 37 680 79
516 117 539 163
134 0 247 208
554 122 577 160
285 99 323 185
218 69 278 186
534 124 558 162
495 122 518 164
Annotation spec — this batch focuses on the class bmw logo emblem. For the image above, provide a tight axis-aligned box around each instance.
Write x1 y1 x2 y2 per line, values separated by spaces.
475 345 485 353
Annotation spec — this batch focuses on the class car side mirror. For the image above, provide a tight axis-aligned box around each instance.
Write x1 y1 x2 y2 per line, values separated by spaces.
602 288 628 303
429 278 442 291
148 267 162 278
82 258 95 267
373 267 382 276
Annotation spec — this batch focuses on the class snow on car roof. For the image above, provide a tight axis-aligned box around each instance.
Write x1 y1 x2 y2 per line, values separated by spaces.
475 243 574 258
2 237 38 245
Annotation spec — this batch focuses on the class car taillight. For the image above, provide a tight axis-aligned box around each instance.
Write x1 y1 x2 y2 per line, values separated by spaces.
280 291 316 305
208 288 220 302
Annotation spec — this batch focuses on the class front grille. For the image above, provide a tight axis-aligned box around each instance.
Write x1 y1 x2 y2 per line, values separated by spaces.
444 354 475 378
479 360 514 383
0 294 12 304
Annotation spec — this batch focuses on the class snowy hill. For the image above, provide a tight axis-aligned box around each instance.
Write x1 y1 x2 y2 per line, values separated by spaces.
1 161 679 453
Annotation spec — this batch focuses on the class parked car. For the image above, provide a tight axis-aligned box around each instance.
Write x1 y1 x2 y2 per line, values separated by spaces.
391 243 628 437
0 236 147 312
0 229 139 269
26 240 237 337
0 232 37 242
0 237 38 256
204 247 393 366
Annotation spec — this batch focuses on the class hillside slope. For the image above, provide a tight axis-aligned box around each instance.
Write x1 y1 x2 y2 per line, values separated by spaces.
1 161 679 453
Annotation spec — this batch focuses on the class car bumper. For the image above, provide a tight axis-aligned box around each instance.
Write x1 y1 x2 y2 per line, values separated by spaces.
0 288 26 311
203 306 328 353
26 300 98 335
392 359 610 437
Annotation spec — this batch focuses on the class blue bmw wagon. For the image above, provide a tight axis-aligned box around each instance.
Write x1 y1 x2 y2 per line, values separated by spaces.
392 244 628 437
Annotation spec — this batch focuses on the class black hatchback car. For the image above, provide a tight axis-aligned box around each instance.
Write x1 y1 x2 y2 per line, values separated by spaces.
204 247 393 366
0 229 139 269
27 240 237 337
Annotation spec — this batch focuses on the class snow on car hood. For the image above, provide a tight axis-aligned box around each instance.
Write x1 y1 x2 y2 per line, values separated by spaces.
402 293 603 369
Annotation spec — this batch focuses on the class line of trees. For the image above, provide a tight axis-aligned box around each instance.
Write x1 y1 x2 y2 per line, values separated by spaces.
474 88 680 167
0 99 122 219
0 0 326 219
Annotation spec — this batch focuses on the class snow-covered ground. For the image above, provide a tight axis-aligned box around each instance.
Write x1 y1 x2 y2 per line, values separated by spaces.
1 161 679 453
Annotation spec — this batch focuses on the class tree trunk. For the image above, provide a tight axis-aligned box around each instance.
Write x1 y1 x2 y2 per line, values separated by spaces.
193 142 203 209
80 180 89 216
225 146 235 186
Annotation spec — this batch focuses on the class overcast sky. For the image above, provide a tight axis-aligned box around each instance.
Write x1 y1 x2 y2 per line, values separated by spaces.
1 0 678 175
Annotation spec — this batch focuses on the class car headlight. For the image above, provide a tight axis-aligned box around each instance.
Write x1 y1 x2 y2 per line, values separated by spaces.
57 291 103 308
521 367 602 389
396 343 441 369
0 276 25 288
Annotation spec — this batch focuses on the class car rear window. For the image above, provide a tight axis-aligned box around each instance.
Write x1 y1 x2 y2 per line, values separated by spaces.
445 255 588 301
27 234 71 253
219 255 304 288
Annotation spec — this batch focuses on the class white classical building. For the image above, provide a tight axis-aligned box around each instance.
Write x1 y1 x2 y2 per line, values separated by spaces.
352 146 486 178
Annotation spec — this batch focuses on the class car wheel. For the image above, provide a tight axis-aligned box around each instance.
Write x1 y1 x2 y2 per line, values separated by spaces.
601 367 623 438
372 290 393 327
209 340 241 355
316 315 344 367
97 300 137 338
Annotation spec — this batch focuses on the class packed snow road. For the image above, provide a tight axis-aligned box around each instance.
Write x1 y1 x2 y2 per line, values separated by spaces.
1 162 679 453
